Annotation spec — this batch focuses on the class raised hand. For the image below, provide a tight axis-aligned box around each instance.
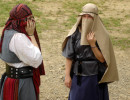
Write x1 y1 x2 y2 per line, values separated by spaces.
25 20 35 36
86 32 96 47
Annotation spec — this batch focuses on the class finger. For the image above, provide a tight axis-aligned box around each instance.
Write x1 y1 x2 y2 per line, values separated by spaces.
68 85 71 88
66 83 70 88
28 20 31 27
27 20 29 28
87 34 89 40
32 20 34 27
68 84 71 88
69 81 72 88
32 20 34 26
30 20 33 27
88 33 91 37
68 84 70 88
93 32 95 37
92 32 95 36
91 32 94 38
32 20 35 28
91 32 94 37
65 82 69 87
89 33 92 39
89 32 92 39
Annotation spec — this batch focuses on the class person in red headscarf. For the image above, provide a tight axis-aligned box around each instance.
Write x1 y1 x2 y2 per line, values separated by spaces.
0 4 45 100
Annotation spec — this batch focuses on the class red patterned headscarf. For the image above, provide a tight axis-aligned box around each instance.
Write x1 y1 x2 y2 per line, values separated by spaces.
0 4 45 100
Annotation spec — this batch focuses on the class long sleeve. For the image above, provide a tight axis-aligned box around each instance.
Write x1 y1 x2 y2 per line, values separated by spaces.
9 33 42 68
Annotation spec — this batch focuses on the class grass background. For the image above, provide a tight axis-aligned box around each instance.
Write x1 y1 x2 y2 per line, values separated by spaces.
0 0 129 49
0 0 130 100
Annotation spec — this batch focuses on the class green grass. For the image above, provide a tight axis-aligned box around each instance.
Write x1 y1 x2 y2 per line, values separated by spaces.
32 0 45 2
41 17 58 30
63 0 104 13
111 36 130 49
62 1 104 29
0 1 42 25
125 14 130 19
125 28 130 34
63 14 77 29
121 23 130 34
102 17 121 30
0 0 129 49
62 0 130 49
32 0 59 2
0 2 15 27
0 0 56 33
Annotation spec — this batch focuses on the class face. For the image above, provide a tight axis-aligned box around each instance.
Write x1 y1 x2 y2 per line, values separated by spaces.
20 15 35 27
82 14 94 20
26 15 35 21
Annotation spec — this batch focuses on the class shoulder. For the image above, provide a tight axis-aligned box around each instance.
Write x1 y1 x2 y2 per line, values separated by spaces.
13 32 29 41
70 27 80 42
72 28 79 37
4 29 29 40
11 32 31 46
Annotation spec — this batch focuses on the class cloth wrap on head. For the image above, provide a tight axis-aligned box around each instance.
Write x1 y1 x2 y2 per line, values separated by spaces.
62 3 119 83
0 4 45 100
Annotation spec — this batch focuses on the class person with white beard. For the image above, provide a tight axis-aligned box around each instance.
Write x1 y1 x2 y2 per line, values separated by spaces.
62 3 119 100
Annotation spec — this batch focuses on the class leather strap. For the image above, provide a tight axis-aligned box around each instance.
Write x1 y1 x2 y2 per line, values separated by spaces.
6 64 33 79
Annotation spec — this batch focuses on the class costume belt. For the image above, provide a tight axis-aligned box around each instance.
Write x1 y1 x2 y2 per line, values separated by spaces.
73 59 99 85
6 64 33 79
73 60 98 76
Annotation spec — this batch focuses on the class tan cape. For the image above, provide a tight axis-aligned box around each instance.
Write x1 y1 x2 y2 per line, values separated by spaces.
62 3 119 83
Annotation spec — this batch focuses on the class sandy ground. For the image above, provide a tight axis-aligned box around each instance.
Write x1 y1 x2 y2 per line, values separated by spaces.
0 0 130 100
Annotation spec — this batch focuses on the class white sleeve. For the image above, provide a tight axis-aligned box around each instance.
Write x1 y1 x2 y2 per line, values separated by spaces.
9 33 43 68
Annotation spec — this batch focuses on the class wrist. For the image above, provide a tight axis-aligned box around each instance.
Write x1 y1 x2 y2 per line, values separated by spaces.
90 43 96 47
65 73 71 77
28 34 34 36
91 45 97 48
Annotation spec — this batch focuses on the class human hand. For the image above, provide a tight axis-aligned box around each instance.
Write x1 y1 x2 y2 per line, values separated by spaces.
87 32 96 46
65 75 72 88
25 20 35 36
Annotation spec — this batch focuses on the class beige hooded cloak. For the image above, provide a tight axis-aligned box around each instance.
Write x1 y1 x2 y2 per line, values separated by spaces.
62 3 119 83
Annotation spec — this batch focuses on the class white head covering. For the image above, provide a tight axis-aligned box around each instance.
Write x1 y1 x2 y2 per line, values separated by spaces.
62 3 119 83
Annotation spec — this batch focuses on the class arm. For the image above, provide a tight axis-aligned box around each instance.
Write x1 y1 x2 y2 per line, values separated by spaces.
62 36 75 88
87 32 105 63
29 35 39 48
25 19 39 48
9 18 42 68
65 58 73 88
9 33 42 68
91 46 105 63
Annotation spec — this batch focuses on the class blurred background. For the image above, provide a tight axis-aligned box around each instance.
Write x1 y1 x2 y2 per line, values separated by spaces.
0 0 130 100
